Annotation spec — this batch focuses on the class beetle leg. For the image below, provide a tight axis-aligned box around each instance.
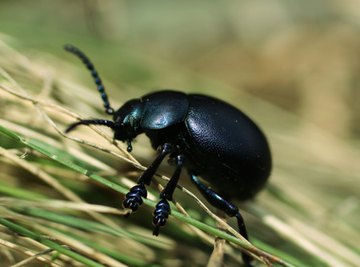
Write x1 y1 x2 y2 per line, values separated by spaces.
190 173 253 267
138 143 173 185
122 143 173 212
153 154 185 236
160 154 185 201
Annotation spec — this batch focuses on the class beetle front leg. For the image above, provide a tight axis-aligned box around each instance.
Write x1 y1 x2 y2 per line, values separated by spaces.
122 143 173 212
190 173 253 267
152 154 185 236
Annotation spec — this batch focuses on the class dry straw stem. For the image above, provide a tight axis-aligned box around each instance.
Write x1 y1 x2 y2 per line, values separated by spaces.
10 248 55 267
206 211 227 267
0 239 61 267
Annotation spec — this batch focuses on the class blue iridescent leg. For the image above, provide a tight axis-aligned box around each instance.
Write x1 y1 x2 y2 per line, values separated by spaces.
190 173 253 267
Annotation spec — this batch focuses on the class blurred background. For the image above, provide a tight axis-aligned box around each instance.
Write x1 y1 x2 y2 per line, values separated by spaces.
0 1 359 267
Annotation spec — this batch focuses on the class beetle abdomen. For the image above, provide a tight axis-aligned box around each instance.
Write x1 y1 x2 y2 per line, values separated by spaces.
185 94 271 200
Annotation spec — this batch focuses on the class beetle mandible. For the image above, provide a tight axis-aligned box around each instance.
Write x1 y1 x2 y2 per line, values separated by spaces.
64 44 271 267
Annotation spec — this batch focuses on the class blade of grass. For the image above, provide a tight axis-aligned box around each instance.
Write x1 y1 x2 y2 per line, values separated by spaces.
0 180 47 201
0 123 296 267
50 227 161 267
0 218 105 267
17 207 169 249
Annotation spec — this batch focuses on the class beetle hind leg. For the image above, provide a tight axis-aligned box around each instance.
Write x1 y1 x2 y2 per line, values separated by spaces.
190 173 253 267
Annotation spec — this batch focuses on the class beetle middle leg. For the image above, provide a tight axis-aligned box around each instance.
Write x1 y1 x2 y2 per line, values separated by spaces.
190 173 253 267
153 154 185 236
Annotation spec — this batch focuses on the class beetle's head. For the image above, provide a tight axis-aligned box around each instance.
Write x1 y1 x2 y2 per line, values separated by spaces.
113 99 144 147
65 98 144 153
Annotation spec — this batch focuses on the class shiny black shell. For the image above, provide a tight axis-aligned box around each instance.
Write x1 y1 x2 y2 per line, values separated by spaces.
140 91 271 200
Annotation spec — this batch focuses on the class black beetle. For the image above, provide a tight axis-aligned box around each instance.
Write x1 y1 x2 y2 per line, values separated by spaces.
64 44 271 267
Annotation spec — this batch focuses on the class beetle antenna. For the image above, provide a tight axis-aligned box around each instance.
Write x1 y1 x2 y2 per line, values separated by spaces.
64 44 115 115
65 119 115 133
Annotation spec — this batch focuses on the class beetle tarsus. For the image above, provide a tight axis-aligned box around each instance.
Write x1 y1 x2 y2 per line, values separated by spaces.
152 199 170 236
122 183 147 212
